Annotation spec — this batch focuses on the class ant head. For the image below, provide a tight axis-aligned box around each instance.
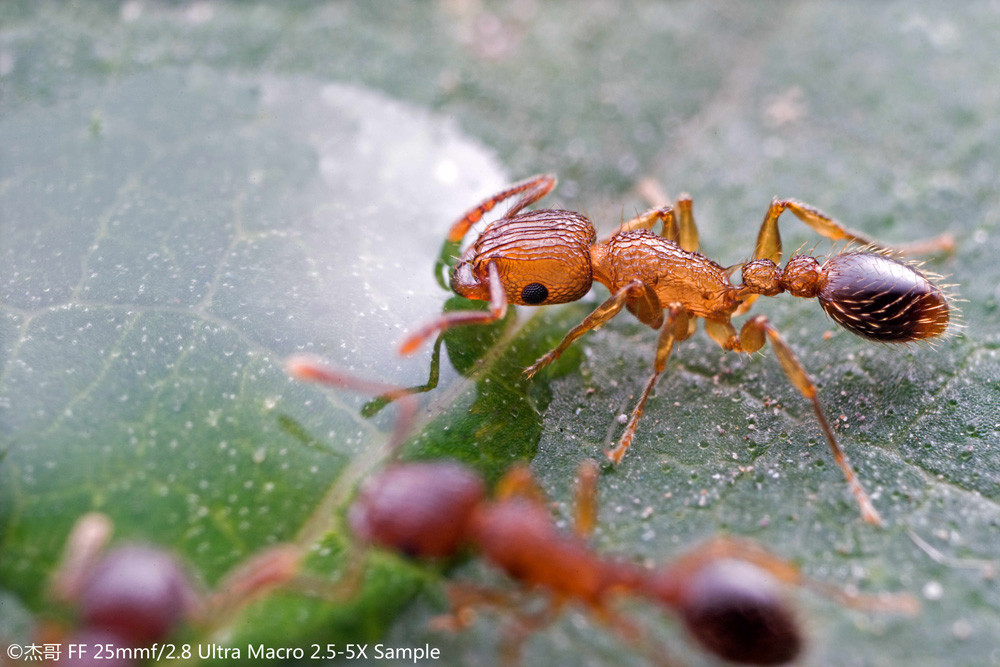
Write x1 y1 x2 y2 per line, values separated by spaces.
78 544 198 645
348 462 486 559
451 210 596 306
817 252 950 342
652 558 802 665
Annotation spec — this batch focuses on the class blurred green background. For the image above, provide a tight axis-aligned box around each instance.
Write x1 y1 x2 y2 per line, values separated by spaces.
2 2 999 665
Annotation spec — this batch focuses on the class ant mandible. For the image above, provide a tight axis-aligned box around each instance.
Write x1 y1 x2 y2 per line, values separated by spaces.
400 174 952 526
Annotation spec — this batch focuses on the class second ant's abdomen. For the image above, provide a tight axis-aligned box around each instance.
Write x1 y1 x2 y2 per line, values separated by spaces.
818 253 950 343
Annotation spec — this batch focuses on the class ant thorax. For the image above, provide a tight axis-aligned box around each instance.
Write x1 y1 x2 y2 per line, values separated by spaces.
592 229 740 321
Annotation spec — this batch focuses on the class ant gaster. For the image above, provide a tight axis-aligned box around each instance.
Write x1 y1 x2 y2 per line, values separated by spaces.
401 174 952 525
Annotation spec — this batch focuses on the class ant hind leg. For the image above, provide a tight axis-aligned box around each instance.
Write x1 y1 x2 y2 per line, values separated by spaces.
752 198 953 267
573 459 600 538
723 315 883 525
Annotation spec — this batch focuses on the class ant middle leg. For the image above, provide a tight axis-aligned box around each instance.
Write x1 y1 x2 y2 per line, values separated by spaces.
606 195 700 253
605 206 679 241
706 316 882 525
606 304 690 464
492 459 600 539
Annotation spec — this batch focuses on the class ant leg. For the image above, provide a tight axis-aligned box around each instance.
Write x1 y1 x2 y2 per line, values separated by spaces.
447 174 557 243
524 279 661 378
632 179 699 251
607 305 689 464
605 196 698 251
727 315 883 525
436 174 557 287
675 195 699 252
494 464 547 506
285 356 417 453
602 206 678 242
204 544 303 622
752 198 953 265
402 261 508 355
361 333 443 417
751 198 877 265
50 512 114 603
573 459 600 538
783 199 953 256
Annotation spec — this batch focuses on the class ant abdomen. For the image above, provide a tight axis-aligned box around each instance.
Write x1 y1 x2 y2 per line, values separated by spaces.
348 462 485 559
671 559 802 666
817 252 950 343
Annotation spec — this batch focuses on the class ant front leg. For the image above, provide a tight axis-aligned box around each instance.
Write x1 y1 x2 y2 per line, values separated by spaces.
401 261 508 355
285 356 418 457
524 279 661 378
713 315 882 525
362 333 444 417
607 304 689 464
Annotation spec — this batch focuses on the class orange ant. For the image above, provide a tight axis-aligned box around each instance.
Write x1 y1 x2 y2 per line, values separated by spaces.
45 512 301 658
286 357 918 665
400 174 953 525
347 458 917 665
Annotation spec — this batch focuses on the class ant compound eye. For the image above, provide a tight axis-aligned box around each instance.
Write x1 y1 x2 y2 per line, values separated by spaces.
678 559 802 665
520 282 549 304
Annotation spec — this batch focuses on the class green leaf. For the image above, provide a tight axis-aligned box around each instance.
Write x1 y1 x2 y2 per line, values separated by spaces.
2 2 998 665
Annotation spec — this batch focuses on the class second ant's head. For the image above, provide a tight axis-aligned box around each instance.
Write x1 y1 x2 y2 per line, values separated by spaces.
451 209 596 306
348 461 486 559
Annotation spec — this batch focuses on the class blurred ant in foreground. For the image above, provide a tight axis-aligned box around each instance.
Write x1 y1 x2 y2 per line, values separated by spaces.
289 358 918 666
45 513 300 666
400 174 954 525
